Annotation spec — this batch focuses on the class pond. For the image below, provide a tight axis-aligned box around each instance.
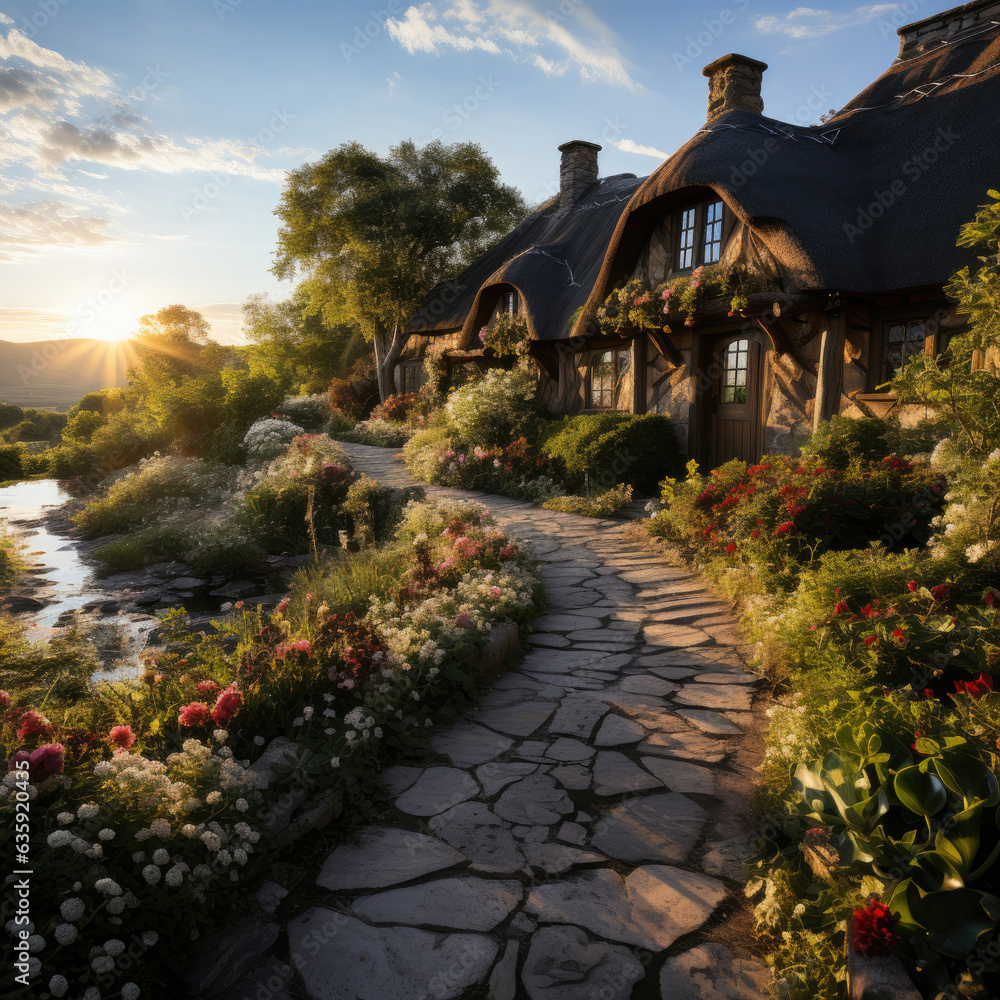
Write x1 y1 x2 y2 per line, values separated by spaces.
0 478 159 673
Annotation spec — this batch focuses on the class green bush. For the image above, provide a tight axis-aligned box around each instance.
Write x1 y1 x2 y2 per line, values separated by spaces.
92 524 189 575
801 415 894 470
542 484 633 517
342 475 413 546
326 410 355 437
403 427 453 483
0 442 25 480
338 419 414 448
46 441 101 479
62 409 106 443
541 412 680 494
444 362 542 447
89 411 171 471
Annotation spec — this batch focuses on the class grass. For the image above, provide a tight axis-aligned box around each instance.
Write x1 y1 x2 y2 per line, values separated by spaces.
0 527 25 587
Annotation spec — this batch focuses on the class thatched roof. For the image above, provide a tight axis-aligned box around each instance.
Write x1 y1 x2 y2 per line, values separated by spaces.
572 7 1000 339
406 172 644 343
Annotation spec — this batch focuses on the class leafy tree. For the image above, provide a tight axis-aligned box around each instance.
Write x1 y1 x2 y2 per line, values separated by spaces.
136 304 211 344
242 291 367 392
892 189 1000 455
272 139 527 401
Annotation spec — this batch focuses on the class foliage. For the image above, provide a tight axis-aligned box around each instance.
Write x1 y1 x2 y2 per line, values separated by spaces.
445 362 541 448
1 406 67 444
801 415 895 470
370 393 418 424
542 484 634 517
272 138 528 400
338 419 414 448
327 356 379 420
597 264 770 332
61 409 106 444
243 417 306 462
240 434 356 554
341 476 417 547
479 313 531 357
45 441 101 480
136 304 211 343
277 393 331 432
541 412 681 494
0 496 540 1000
0 527 24 587
892 190 1000 456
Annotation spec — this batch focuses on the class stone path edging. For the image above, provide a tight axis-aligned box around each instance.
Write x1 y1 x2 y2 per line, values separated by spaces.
204 444 770 1000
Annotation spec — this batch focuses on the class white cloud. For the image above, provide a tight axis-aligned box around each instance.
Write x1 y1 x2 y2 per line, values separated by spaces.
0 14 12 25
386 1 637 89
0 199 130 261
615 138 668 160
754 5 898 39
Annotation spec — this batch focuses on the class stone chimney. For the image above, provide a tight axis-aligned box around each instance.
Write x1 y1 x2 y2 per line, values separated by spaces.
558 140 601 209
702 53 768 122
897 0 1000 58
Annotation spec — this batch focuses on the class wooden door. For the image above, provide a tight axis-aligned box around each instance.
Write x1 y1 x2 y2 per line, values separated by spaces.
709 336 761 468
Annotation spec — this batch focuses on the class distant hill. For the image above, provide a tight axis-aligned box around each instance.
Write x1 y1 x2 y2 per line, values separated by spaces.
0 338 142 411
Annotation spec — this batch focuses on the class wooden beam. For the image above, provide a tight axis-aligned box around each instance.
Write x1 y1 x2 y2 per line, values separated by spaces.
814 310 847 432
771 362 811 418
528 346 559 381
755 316 793 357
649 328 684 370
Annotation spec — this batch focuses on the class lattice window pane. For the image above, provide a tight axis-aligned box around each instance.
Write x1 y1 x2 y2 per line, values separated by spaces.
678 208 697 270
703 201 724 264
722 340 750 405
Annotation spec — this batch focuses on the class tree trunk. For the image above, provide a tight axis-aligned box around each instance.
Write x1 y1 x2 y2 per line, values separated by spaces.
373 323 408 402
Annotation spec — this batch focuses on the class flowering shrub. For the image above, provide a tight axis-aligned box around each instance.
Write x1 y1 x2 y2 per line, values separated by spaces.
542 484 634 517
445 362 541 448
243 417 305 462
0 495 540 998
338 418 415 448
479 313 530 357
369 393 417 424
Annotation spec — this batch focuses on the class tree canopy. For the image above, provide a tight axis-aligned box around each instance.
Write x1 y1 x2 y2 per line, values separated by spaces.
272 139 527 399
136 304 212 344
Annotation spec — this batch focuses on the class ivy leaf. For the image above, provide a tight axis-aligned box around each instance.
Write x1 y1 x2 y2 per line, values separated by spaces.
894 764 948 817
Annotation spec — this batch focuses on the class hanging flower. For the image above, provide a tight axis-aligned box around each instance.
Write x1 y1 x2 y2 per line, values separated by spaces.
852 899 900 957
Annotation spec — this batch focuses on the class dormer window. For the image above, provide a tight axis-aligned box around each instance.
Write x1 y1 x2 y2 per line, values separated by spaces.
500 291 518 315
675 199 726 271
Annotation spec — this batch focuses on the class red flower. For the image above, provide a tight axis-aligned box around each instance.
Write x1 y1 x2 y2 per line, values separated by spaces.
834 602 850 615
930 584 951 602
8 743 66 783
16 710 50 741
726 543 736 553
178 702 213 727
0 690 9 711
907 581 918 592
109 725 135 749
892 628 907 645
987 591 996 606
774 522 797 536
864 635 878 646
954 672 994 700
197 680 219 695
911 729 925 752
853 899 900 957
861 603 879 619
751 529 760 539
211 684 242 726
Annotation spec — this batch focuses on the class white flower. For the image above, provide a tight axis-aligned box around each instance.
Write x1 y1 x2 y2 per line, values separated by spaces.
235 798 248 812
134 827 151 842
104 939 125 957
213 729 228 744
94 878 122 896
57 812 74 825
200 831 222 852
234 848 248 865
54 924 77 945
206 791 222 805
165 865 186 887
293 717 304 727
77 803 99 819
83 989 101 1000
149 818 171 838
49 975 69 997
47 830 73 848
107 898 126 914
253 735 265 746
92 956 115 974
142 930 159 947
303 706 314 720
152 848 170 865
60 898 85 921
122 985 140 1000
142 865 160 885
330 757 341 768
98 828 115 841
182 824 197 838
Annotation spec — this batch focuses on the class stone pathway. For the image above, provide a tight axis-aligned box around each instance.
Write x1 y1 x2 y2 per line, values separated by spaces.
219 444 770 1000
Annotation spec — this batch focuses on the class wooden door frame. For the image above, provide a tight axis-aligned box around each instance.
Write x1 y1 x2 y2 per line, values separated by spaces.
695 329 768 469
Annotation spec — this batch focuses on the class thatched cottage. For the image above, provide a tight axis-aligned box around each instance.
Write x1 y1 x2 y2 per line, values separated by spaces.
399 0 998 467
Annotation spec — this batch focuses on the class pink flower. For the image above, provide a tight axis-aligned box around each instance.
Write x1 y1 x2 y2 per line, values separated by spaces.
292 640 312 653
16 710 50 741
109 725 135 749
8 743 65 783
211 684 242 726
0 690 9 711
197 680 219 695
490 586 502 597
478 326 487 343
275 598 290 615
178 702 213 728
306 593 314 602
456 613 473 629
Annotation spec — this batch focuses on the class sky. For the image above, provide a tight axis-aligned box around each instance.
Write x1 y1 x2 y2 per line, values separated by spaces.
0 0 946 345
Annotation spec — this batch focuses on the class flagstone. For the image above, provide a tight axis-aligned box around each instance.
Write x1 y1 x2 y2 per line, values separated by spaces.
590 793 707 864
433 722 513 767
288 911 497 1000
380 765 423 797
638 730 728 763
476 701 556 737
495 773 573 826
549 764 592 790
694 671 759 685
490 941 519 1000
521 925 644 1000
476 762 538 797
545 737 594 762
594 714 646 746
640 757 718 795
593 751 663 796
676 709 745 735
316 827 467 892
674 684 754 711
430 802 524 873
394 767 480 817
619 675 680 696
659 943 771 1000
523 841 604 874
